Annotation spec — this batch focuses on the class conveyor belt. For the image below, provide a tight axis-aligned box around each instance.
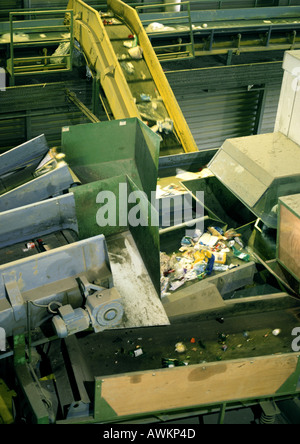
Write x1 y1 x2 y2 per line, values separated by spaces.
0 230 78 266
67 0 198 155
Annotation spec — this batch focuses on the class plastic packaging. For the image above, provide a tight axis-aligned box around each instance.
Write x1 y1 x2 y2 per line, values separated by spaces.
181 236 194 246
232 246 250 262
157 118 173 134
175 342 186 353
121 61 135 74
137 99 168 123
146 22 176 33
213 252 227 264
128 45 143 60
133 348 143 357
50 42 70 64
169 280 185 291
208 226 224 238
0 32 29 43
140 93 151 102
198 232 219 247
205 252 215 275
213 264 229 272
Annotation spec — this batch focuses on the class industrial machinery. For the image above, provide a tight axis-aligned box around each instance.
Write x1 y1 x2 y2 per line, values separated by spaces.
0 1 300 426
0 134 79 212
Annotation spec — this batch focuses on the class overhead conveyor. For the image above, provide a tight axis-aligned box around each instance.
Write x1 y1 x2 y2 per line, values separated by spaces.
137 3 300 59
66 0 199 155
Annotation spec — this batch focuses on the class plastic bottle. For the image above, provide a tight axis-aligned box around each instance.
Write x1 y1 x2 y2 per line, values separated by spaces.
232 246 250 262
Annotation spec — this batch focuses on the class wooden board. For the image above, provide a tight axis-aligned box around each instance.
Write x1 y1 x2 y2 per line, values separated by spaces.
97 353 299 420
278 204 300 280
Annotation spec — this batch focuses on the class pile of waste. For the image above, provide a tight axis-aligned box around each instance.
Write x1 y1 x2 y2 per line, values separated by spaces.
160 226 252 296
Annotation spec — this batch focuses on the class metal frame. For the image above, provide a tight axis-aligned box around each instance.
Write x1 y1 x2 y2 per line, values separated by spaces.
136 4 300 58
136 2 195 62
7 9 74 86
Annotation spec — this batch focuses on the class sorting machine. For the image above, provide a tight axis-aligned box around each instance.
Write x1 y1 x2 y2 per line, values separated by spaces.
0 1 300 425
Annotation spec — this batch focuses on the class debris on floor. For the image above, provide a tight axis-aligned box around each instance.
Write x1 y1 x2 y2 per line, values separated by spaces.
160 226 253 296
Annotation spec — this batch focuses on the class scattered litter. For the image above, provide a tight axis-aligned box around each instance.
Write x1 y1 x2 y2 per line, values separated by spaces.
121 61 135 74
175 342 186 353
162 358 186 368
169 280 185 291
0 32 29 43
133 348 143 357
128 45 143 60
146 22 164 32
26 242 35 250
140 93 151 102
224 228 242 240
137 98 168 123
231 245 250 262
272 329 281 336
234 236 244 248
40 34 47 38
213 264 229 272
146 22 205 33
146 22 176 33
218 333 228 344
190 337 196 344
102 17 121 25
123 34 138 49
243 331 250 339
156 118 173 134
50 42 70 64
123 40 135 48
99 11 114 18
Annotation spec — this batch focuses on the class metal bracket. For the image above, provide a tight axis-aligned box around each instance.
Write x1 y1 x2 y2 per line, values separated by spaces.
3 276 25 322
76 276 105 299
102 64 116 80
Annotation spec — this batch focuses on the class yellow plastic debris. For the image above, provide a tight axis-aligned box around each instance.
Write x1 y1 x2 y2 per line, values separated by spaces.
0 379 16 424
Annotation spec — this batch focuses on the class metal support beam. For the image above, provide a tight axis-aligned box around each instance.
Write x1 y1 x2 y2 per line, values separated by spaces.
65 89 100 123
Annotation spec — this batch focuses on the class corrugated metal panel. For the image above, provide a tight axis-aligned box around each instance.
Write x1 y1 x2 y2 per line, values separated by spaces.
28 0 69 8
0 80 93 153
189 0 279 10
166 62 284 149
0 116 25 152
259 80 282 134
166 62 284 90
29 109 89 147
0 0 22 20
171 86 261 150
